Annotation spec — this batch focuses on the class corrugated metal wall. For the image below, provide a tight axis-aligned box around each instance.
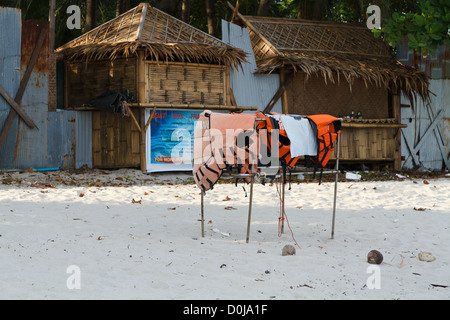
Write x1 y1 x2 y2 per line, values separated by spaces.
0 7 22 166
0 9 88 170
75 111 92 169
401 80 450 170
398 42 449 170
221 20 282 113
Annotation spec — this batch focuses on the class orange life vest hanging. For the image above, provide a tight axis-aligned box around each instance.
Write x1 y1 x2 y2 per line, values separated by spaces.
305 114 341 183
255 111 300 168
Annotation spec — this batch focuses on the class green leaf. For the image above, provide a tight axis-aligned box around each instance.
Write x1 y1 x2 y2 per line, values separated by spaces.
414 15 425 26
429 33 442 40
392 12 400 20
372 29 382 38
407 33 417 43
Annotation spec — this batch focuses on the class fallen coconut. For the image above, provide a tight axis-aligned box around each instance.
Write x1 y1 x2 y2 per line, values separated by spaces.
282 244 296 256
367 250 383 264
418 252 435 262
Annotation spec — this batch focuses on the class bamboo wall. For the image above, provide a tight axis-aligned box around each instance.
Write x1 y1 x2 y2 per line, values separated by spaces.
286 72 389 119
92 109 141 168
332 124 398 163
65 57 140 168
65 57 230 169
65 58 137 108
146 62 228 105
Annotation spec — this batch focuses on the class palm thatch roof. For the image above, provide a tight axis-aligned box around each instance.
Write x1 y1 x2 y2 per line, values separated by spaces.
232 13 429 100
56 3 246 69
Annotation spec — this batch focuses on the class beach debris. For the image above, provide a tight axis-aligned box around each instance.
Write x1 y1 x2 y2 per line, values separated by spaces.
224 206 237 210
367 250 383 264
213 228 230 237
222 196 231 201
282 244 296 256
430 284 448 288
414 207 427 211
345 172 361 180
131 198 141 204
418 251 435 262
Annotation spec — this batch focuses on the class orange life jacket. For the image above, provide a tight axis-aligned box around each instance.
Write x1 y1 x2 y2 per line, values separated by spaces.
305 114 341 183
255 111 300 168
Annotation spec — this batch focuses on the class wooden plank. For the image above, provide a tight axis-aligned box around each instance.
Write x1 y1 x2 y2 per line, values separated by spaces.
0 84 36 129
342 123 407 128
144 106 156 133
127 105 142 131
263 72 293 114
229 88 237 106
128 102 257 111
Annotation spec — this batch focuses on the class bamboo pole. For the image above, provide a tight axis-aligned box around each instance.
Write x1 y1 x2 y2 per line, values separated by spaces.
144 106 156 133
331 134 341 239
281 169 285 234
137 50 147 172
245 174 254 243
201 191 205 238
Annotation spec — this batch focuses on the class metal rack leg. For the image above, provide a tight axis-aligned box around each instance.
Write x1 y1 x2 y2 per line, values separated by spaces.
245 175 254 243
281 176 285 234
201 191 205 238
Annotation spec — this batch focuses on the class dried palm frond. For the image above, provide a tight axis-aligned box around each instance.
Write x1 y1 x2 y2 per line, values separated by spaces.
234 14 430 102
56 3 247 69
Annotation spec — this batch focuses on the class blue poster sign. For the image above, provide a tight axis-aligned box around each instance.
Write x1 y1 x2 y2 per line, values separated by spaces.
146 109 202 172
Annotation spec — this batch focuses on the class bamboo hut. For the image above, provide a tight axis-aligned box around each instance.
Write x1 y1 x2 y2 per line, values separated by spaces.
55 3 249 171
230 10 430 170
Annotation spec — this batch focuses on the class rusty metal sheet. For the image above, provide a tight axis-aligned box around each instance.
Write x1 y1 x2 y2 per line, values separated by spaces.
21 20 50 75
1 15 78 170
0 7 22 166
397 36 449 80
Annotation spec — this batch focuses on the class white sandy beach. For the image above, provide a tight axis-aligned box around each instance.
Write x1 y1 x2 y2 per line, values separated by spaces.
0 168 449 300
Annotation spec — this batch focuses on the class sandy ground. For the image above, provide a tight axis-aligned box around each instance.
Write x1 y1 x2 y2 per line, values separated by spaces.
0 168 449 300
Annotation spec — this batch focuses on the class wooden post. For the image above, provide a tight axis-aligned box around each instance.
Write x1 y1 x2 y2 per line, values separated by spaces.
49 0 55 52
137 50 147 172
391 86 401 171
48 0 57 111
263 72 293 114
280 69 290 114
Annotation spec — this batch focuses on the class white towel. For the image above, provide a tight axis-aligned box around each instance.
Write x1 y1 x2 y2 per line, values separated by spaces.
278 115 317 157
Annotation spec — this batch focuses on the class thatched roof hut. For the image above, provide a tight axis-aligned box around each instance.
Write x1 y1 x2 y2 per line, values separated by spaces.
228 9 430 170
56 3 252 171
231 14 429 103
56 2 246 68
